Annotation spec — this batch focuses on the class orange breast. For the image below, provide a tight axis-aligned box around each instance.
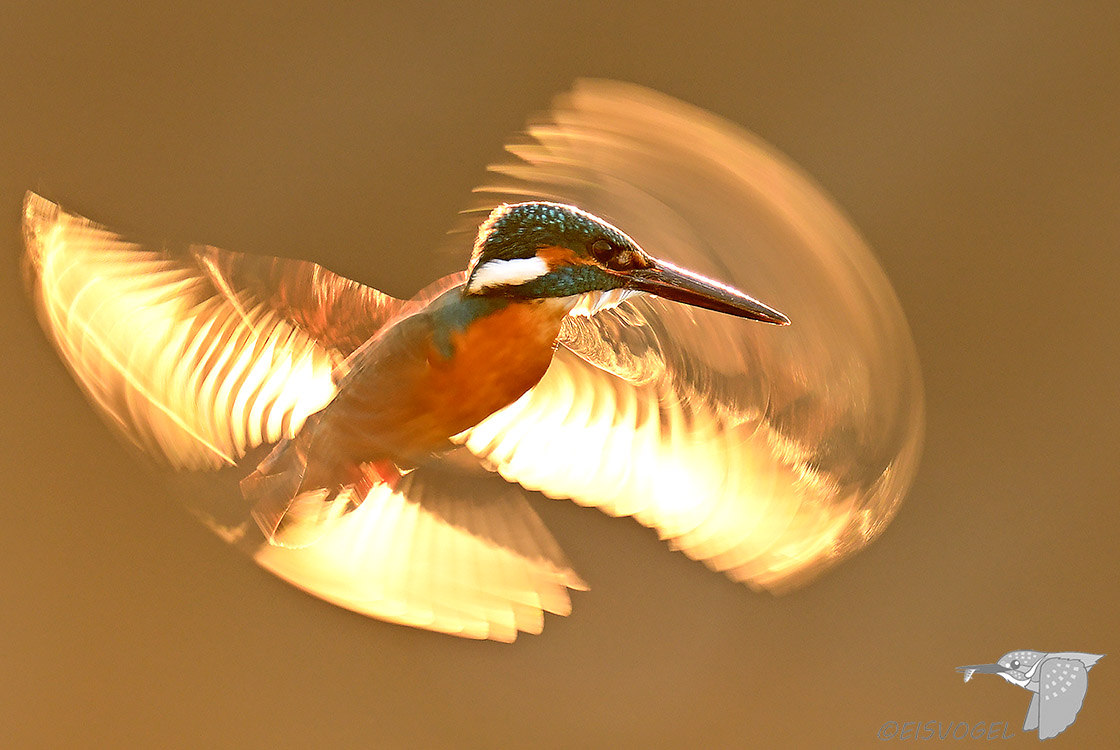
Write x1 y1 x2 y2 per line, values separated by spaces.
310 296 569 470
421 300 565 434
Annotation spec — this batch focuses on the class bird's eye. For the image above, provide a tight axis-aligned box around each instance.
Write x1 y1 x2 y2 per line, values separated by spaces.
590 239 614 262
1011 660 1020 669
590 238 645 272
608 250 636 271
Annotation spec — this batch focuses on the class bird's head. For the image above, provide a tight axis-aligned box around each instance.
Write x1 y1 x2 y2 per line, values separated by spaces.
464 202 789 324
956 650 1047 686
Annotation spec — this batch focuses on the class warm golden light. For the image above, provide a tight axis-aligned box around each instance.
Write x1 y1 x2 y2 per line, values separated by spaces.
254 482 586 642
21 80 922 641
464 80 924 594
23 195 341 471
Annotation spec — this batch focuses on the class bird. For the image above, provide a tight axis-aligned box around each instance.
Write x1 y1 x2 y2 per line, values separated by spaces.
20 80 924 641
957 651 1104 740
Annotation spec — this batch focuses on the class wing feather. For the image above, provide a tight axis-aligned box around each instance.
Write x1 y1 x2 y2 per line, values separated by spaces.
252 470 585 642
22 192 400 470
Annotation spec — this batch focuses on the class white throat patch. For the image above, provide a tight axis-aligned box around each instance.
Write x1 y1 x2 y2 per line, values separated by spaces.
467 256 550 293
565 288 642 316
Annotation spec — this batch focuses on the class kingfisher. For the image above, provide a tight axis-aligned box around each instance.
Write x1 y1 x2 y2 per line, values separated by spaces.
957 651 1104 740
238 200 788 542
20 80 923 641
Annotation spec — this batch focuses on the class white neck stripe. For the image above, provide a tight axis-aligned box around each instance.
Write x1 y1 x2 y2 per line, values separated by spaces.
467 256 551 293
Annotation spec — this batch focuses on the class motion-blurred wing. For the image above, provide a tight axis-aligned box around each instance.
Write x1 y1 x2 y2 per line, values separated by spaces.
251 460 586 642
458 80 923 590
24 193 582 641
1036 657 1092 739
21 192 401 470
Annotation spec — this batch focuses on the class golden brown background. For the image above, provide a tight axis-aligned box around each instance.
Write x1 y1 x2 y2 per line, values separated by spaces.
2 2 1117 747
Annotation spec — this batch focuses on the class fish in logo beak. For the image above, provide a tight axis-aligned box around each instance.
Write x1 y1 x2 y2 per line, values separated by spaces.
955 664 1010 683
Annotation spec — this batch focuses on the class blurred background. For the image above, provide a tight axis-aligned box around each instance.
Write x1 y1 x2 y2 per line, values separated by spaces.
1 2 1117 747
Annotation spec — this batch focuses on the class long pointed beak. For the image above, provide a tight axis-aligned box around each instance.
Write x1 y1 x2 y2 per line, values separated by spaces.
623 259 790 325
955 664 1009 682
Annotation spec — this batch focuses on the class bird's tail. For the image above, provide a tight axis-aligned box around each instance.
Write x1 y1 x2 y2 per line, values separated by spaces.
240 417 381 548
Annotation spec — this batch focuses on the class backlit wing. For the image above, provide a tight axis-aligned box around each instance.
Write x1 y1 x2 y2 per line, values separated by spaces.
24 193 582 641
22 192 401 470
458 80 924 590
250 460 585 642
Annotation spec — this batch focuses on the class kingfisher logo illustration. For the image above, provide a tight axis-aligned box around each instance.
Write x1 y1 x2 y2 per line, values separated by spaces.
956 651 1104 740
